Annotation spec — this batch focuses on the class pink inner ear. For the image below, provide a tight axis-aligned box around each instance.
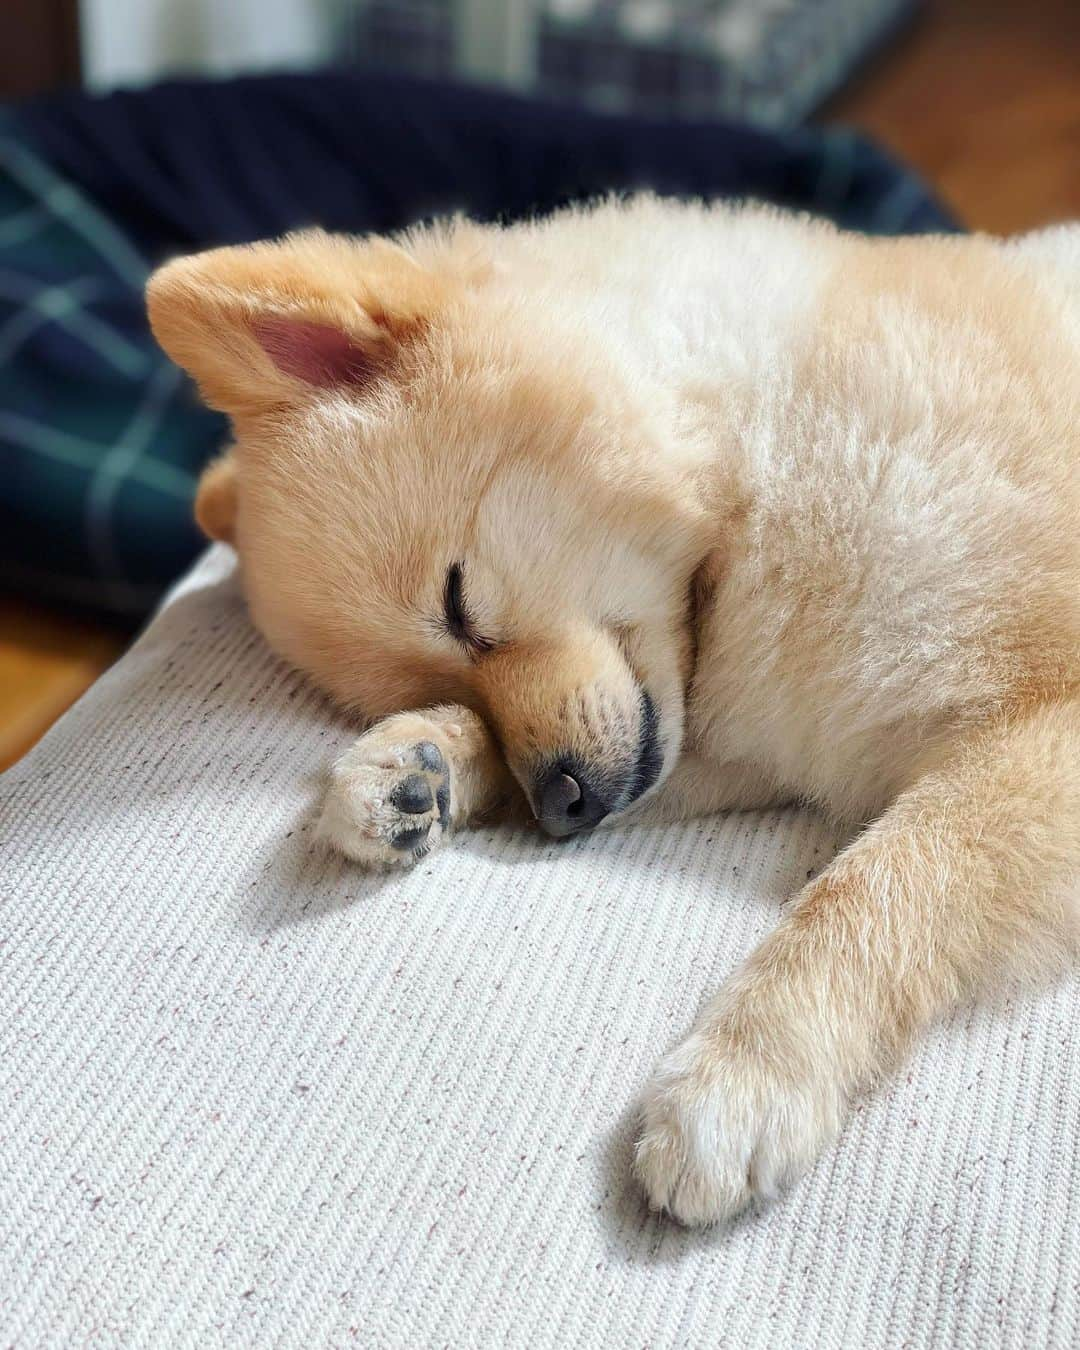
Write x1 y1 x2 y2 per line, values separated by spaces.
252 317 379 388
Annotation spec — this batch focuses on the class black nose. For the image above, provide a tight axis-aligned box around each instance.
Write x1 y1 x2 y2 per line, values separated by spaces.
535 764 610 837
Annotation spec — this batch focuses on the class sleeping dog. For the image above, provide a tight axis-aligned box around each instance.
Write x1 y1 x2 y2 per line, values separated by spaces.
147 198 1080 1226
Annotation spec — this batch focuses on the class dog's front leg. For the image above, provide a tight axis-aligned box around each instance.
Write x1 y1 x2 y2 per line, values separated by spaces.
634 699 1080 1226
318 705 520 866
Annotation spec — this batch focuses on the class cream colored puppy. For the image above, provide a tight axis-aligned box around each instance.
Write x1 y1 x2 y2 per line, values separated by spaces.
147 198 1080 1227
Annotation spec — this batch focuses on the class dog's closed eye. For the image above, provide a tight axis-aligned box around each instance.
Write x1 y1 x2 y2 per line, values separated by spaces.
443 563 496 654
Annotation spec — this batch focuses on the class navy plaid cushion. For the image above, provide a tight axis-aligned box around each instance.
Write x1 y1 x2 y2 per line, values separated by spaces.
0 117 222 617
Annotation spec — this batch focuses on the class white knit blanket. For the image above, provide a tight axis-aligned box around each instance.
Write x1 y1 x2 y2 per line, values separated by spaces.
2 546 1078 1348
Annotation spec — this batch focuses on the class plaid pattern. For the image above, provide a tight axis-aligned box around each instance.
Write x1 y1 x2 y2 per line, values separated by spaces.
351 0 915 125
0 114 224 620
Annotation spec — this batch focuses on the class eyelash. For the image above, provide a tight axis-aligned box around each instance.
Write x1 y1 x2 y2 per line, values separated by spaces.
443 563 495 654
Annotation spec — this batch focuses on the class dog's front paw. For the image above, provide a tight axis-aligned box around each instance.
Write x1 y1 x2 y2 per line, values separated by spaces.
317 721 453 867
633 1028 844 1227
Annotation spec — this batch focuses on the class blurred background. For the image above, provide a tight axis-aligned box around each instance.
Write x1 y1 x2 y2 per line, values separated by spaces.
0 0 1077 770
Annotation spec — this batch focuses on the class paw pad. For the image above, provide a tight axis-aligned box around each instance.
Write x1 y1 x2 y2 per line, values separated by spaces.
391 826 432 853
319 728 454 866
415 740 445 773
391 772 435 815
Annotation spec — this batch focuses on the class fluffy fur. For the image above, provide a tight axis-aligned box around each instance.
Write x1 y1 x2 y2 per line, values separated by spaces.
147 197 1080 1226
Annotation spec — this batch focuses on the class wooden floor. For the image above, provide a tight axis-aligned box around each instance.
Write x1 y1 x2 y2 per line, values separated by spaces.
0 597 127 770
1 0 1078 771
823 0 1080 234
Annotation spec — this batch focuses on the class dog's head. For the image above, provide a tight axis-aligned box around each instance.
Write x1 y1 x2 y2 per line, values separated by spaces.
148 221 710 834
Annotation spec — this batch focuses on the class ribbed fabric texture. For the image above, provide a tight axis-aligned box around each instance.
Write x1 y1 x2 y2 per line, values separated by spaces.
2 546 1078 1348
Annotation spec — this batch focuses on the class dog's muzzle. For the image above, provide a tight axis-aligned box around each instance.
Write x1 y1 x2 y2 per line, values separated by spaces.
532 690 662 838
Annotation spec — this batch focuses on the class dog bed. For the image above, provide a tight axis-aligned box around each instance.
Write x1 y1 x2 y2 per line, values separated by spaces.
1 544 1077 1347
0 71 954 621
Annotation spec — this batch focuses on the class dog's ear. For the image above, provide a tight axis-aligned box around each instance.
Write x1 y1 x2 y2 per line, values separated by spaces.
194 452 238 543
146 230 453 419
